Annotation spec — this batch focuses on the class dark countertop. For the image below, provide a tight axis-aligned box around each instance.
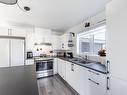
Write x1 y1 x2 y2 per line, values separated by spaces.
59 57 107 74
0 65 39 95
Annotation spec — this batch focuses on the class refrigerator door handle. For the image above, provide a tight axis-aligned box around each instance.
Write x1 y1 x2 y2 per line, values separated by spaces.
107 60 110 73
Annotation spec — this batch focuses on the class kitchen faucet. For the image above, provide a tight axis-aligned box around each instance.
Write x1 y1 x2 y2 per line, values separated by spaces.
79 55 88 61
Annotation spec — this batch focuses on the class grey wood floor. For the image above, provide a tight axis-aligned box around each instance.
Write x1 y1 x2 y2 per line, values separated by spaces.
37 75 79 95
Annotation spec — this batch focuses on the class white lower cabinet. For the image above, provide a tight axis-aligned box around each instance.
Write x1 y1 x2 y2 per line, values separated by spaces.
107 76 127 95
57 58 66 80
25 59 34 65
58 58 107 95
53 58 58 74
66 61 88 95
87 69 107 95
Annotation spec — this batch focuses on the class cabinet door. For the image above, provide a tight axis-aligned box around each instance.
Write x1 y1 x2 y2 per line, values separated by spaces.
106 0 127 80
0 39 9 67
11 39 25 66
74 65 88 95
53 58 58 74
66 61 72 84
61 61 66 80
107 76 127 95
88 70 106 95
11 28 26 37
66 61 88 95
57 59 62 76
0 27 9 36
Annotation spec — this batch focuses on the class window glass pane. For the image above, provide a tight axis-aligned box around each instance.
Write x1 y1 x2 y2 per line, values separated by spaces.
94 28 106 54
77 25 106 55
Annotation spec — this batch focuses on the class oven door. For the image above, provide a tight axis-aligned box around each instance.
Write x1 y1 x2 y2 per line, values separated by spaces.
36 60 53 71
36 60 53 78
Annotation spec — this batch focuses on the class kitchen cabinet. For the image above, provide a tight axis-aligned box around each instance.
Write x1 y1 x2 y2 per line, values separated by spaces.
57 58 66 80
87 69 107 95
0 27 9 36
0 39 10 67
106 0 127 81
106 0 127 95
0 38 25 67
0 26 26 37
10 28 26 37
10 39 25 66
53 58 58 74
25 59 34 65
107 76 127 95
66 61 88 95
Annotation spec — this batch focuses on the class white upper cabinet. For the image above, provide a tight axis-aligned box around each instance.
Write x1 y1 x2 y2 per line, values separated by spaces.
106 0 127 80
10 28 26 37
0 27 9 36
0 26 26 37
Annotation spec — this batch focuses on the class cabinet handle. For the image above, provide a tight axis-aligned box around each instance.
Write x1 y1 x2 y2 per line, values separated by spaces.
107 77 110 90
88 78 99 85
106 60 110 73
71 64 74 71
88 70 100 75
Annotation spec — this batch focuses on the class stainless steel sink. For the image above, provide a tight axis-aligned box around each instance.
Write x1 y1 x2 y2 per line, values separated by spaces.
69 58 94 64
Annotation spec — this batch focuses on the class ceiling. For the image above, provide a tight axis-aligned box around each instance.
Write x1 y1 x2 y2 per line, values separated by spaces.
0 0 110 32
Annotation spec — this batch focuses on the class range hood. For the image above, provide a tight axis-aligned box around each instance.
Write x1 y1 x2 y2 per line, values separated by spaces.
0 0 17 5
34 42 52 46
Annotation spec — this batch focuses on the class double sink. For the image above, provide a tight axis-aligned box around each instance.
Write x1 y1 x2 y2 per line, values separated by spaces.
68 58 95 64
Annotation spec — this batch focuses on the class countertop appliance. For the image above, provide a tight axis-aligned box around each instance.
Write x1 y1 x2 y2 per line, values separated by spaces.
35 58 53 78
27 51 33 59
64 52 73 58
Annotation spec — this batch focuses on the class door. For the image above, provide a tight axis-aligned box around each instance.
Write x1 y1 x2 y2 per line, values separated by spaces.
88 70 107 95
10 39 25 66
107 76 127 95
0 38 9 67
53 58 58 74
106 0 127 80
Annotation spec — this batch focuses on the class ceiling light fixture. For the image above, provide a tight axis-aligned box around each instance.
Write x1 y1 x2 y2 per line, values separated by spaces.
0 0 18 5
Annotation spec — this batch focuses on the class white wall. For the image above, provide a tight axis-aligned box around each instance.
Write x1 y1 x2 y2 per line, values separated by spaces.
26 27 62 56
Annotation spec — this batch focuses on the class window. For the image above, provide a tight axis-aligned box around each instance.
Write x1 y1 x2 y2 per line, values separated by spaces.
77 26 106 55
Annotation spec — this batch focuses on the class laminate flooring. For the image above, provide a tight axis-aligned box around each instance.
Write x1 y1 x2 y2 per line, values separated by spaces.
37 75 79 95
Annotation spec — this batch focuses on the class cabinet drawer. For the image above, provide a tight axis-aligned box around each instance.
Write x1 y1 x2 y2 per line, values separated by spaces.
88 69 106 84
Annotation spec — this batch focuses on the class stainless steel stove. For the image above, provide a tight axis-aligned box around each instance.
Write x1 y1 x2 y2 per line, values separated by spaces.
35 57 53 78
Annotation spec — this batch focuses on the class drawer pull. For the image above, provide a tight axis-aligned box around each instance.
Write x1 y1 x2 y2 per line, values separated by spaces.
88 78 99 85
71 64 74 71
88 70 100 75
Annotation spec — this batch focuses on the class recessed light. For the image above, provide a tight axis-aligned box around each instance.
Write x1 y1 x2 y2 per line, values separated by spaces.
24 6 30 11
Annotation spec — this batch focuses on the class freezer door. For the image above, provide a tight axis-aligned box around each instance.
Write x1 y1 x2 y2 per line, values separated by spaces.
0 39 9 67
10 39 25 66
